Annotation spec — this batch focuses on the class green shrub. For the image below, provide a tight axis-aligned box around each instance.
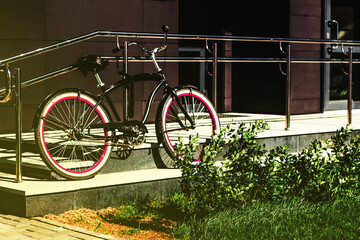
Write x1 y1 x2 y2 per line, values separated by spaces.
174 120 360 217
174 120 272 216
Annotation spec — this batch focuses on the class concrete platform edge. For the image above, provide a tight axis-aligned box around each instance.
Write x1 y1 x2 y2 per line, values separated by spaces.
0 169 181 217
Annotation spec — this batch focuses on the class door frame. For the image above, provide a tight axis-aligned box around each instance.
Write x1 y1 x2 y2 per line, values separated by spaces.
322 0 360 110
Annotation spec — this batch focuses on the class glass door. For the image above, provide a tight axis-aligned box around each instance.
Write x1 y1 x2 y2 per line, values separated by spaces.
323 0 360 110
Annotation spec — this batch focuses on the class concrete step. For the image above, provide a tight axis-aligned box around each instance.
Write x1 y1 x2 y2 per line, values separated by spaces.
1 110 360 217
0 169 181 217
1 110 360 180
0 129 175 180
0 146 174 180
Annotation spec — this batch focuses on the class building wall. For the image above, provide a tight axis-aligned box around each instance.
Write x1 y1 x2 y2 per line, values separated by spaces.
0 0 178 131
289 0 322 113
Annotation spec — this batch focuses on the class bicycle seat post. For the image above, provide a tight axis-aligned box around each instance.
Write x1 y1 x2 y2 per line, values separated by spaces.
94 72 105 88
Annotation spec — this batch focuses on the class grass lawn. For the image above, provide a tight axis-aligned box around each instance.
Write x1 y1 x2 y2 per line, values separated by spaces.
173 196 360 240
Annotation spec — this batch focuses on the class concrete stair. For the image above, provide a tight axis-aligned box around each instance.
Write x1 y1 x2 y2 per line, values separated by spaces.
0 110 360 217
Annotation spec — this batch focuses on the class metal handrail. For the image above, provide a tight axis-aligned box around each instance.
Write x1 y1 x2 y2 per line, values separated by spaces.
1 30 359 97
0 30 358 182
0 30 358 125
103 56 360 64
0 65 12 102
1 30 360 65
2 55 359 97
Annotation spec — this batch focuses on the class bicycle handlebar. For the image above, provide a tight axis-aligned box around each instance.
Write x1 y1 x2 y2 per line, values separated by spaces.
128 41 151 55
112 25 169 55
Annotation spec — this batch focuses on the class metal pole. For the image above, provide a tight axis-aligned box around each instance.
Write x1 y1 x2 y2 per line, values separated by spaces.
212 42 218 110
123 41 129 121
348 47 353 126
15 68 22 183
285 45 291 131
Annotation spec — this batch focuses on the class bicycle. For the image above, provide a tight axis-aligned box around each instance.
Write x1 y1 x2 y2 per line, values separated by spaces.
33 26 220 180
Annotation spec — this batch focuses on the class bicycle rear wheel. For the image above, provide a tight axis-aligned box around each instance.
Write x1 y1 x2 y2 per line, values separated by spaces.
156 88 220 165
34 89 112 180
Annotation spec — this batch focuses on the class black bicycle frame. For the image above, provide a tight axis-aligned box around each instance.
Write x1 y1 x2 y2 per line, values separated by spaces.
92 72 195 127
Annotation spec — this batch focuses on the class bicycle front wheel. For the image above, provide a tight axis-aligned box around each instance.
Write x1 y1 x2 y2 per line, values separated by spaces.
156 88 220 164
34 89 112 180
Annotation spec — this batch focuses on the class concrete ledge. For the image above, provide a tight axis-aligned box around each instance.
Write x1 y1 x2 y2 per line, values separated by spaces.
0 132 175 180
0 169 181 217
257 129 360 152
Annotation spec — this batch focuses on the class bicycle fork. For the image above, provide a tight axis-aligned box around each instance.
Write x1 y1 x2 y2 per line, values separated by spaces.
168 88 196 130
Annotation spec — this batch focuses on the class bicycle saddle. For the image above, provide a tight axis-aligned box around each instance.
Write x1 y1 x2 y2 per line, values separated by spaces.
77 55 109 77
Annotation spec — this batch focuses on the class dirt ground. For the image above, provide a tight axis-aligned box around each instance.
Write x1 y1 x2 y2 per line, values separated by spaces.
43 207 176 240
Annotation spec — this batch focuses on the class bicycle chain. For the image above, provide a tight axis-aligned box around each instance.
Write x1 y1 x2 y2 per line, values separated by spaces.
80 133 146 147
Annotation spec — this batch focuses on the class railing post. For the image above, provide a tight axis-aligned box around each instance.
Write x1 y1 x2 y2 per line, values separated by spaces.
15 68 22 183
212 42 218 111
347 47 353 126
285 44 291 131
123 41 129 121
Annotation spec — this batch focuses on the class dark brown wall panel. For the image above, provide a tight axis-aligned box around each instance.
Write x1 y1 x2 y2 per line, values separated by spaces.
0 0 45 40
0 0 178 131
289 0 322 114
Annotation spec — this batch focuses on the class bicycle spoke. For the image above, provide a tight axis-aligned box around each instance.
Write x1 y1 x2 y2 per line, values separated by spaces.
75 103 92 129
43 113 72 130
52 102 71 127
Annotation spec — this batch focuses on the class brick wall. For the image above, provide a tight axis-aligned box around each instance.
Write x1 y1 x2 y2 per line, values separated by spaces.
0 0 178 131
289 0 322 113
